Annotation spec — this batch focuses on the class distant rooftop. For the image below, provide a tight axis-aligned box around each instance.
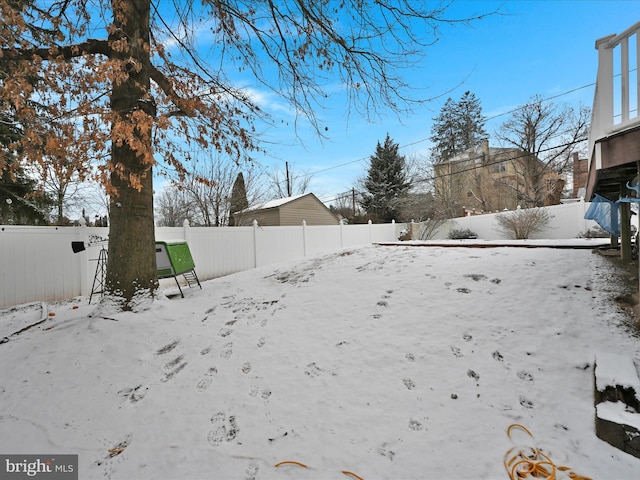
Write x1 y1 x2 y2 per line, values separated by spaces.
240 193 309 212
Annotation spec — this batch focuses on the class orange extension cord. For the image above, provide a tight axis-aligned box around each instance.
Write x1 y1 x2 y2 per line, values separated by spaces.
504 424 592 480
275 461 365 480
274 425 590 480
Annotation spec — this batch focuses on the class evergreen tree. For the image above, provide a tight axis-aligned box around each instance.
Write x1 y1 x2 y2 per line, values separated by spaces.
430 91 487 162
360 134 409 222
0 164 51 225
228 172 248 226
430 97 459 162
0 108 51 224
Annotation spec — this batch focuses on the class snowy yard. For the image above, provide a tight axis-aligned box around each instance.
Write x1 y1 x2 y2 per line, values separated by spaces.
1 242 640 479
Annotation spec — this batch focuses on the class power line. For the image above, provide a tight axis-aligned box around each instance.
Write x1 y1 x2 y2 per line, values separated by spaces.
308 80 598 182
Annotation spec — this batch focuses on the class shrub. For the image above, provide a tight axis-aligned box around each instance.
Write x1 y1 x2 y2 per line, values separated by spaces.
495 207 552 240
447 228 478 240
579 226 609 238
417 218 446 240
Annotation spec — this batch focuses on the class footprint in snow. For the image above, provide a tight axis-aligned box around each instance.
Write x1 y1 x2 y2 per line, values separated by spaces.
517 370 534 382
304 363 322 377
243 462 260 480
467 369 480 382
207 412 238 447
156 340 179 355
196 378 212 392
378 443 396 461
402 378 416 390
118 385 147 403
408 419 424 431
161 355 187 383
519 397 534 409
220 342 233 359
451 346 463 358
218 327 233 338
464 274 487 281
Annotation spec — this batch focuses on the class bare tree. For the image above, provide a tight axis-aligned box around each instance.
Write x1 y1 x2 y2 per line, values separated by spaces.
1 1 494 307
329 190 359 222
267 163 311 199
158 157 265 227
155 187 194 227
495 96 590 207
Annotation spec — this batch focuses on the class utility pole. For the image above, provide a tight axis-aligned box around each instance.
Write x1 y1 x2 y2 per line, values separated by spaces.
285 161 292 197
352 188 356 217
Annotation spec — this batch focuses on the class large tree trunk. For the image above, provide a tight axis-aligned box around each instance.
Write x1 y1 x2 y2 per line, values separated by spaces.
105 0 158 306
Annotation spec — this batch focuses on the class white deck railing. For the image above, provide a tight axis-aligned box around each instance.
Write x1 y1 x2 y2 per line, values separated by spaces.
589 21 640 170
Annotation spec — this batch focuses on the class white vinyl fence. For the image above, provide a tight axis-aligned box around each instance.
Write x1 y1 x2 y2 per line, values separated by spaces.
0 220 405 308
428 200 601 240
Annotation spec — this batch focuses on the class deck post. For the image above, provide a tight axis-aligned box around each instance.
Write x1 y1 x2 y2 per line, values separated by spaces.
620 193 632 262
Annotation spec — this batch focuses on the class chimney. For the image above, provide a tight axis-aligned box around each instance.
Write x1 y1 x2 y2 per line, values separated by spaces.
572 153 588 198
482 139 490 162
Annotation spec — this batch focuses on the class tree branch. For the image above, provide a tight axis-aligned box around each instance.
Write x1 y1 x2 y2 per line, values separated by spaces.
1 38 112 61
147 63 195 118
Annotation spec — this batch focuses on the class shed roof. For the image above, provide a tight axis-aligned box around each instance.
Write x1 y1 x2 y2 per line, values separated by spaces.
240 193 309 213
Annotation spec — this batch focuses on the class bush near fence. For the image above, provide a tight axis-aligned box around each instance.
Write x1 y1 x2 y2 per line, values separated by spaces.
0 220 405 309
424 201 600 240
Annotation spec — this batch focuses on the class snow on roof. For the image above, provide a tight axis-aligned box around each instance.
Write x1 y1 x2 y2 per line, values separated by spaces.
240 193 310 212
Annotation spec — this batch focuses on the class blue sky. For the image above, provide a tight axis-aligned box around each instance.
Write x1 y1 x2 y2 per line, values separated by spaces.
226 0 640 206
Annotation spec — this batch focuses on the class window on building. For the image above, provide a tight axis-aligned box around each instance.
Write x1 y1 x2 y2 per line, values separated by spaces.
492 161 507 173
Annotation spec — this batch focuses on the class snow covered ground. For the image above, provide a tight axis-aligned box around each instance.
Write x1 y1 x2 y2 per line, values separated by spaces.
2 242 640 479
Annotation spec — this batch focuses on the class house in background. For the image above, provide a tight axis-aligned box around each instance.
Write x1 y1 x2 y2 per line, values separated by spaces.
433 140 565 216
233 193 340 226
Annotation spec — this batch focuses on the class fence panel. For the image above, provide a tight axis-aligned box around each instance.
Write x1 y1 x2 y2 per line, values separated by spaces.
186 227 256 279
304 224 343 256
0 226 85 307
254 226 305 267
370 222 405 242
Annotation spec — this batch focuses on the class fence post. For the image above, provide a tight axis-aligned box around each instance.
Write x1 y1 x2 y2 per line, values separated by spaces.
182 218 191 244
368 219 373 244
78 219 91 297
302 220 308 256
340 218 345 247
253 220 259 268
